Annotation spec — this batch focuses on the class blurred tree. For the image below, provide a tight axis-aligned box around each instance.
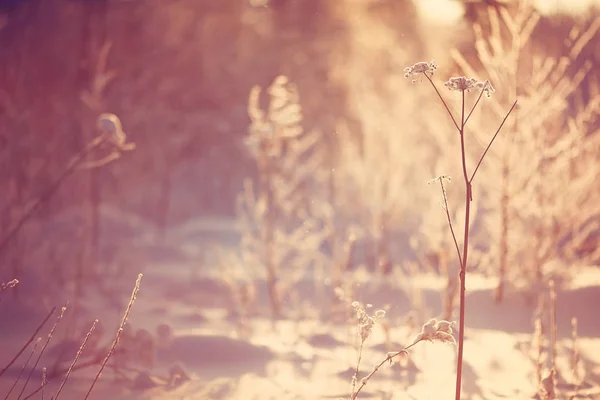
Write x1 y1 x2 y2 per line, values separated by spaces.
0 0 31 11
450 3 600 301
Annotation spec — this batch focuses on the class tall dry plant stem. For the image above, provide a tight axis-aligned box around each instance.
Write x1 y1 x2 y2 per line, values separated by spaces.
3 338 40 400
350 344 416 400
54 319 98 400
17 306 67 400
452 5 600 300
0 112 133 263
0 136 105 257
84 273 142 400
421 72 517 400
549 281 557 373
0 307 55 378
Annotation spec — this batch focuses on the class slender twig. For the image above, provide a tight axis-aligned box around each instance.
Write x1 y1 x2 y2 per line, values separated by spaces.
17 306 67 400
463 84 487 127
350 341 365 397
40 368 46 400
455 89 469 400
549 281 557 375
54 320 98 400
452 89 515 400
425 74 460 131
83 274 142 400
571 317 581 389
21 383 45 400
21 358 135 400
350 342 417 400
21 377 49 400
3 338 40 400
0 307 55 378
437 178 463 268
48 353 140 381
0 279 19 305
469 100 518 183
0 136 106 257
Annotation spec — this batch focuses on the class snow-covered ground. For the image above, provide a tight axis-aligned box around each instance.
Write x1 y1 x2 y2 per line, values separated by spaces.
1 216 599 400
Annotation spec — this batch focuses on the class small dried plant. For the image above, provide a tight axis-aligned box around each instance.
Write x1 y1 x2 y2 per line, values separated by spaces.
533 295 546 387
451 2 600 300
521 279 592 399
570 317 583 388
404 60 516 400
349 301 386 398
0 278 18 304
0 113 135 262
215 247 258 336
350 316 455 400
84 273 143 399
240 75 329 318
2 274 144 400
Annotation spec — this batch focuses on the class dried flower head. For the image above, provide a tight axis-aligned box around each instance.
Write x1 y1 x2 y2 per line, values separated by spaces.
411 318 456 346
476 80 495 97
435 320 455 334
97 113 135 150
427 175 451 186
444 77 495 97
404 60 437 82
0 279 18 290
352 301 386 343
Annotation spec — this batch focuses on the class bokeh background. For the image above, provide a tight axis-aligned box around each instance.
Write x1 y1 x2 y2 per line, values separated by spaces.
0 0 599 332
1 1 600 399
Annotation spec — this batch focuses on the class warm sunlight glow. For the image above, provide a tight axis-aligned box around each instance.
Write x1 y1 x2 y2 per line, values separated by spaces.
0 1 598 399
533 0 600 15
414 0 465 25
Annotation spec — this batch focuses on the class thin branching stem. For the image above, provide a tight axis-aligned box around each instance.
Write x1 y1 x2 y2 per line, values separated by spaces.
350 342 418 400
83 274 142 400
464 84 487 127
438 178 463 268
350 341 365 397
17 306 67 400
21 383 46 400
40 368 46 400
469 100 518 183
455 89 469 400
0 136 106 257
22 358 136 400
48 353 139 381
3 339 40 400
0 280 19 305
425 74 460 132
54 320 98 400
0 307 55 378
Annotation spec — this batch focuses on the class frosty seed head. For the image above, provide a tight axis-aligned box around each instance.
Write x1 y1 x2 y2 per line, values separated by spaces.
412 318 457 346
352 301 386 343
444 77 495 97
404 60 438 82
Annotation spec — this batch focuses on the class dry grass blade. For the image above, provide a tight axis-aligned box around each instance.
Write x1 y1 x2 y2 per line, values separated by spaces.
17 306 67 400
3 338 40 400
469 100 518 183
53 320 98 400
0 136 106 257
40 368 46 400
0 307 55 378
83 274 143 400
0 279 19 305
350 344 415 400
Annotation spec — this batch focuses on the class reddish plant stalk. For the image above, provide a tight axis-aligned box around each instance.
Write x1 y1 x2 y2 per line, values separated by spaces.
424 74 516 400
